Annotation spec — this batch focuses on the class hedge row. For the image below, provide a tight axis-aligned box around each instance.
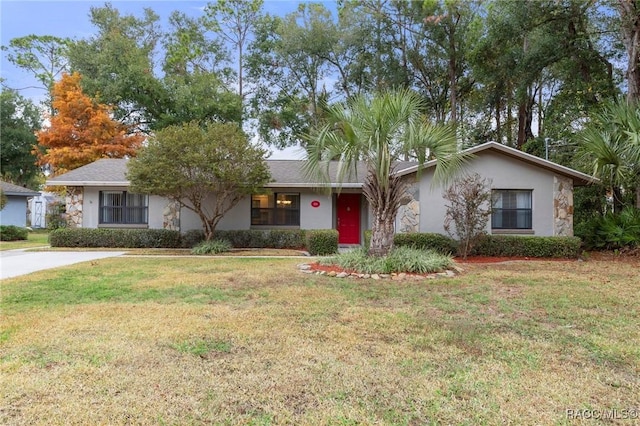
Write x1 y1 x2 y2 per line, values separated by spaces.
50 228 339 254
365 231 581 258
364 231 458 255
49 228 182 248
182 229 307 249
0 225 29 241
49 228 580 258
471 235 582 258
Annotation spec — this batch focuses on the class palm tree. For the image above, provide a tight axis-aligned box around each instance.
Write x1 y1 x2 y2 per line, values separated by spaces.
579 99 640 212
305 89 465 257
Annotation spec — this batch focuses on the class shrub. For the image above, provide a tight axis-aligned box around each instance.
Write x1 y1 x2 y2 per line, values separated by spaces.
49 228 182 248
181 229 206 248
213 230 266 248
210 229 306 249
393 232 458 255
191 239 232 255
577 208 640 250
46 201 67 230
320 246 453 274
306 230 339 255
0 225 29 241
443 173 492 259
265 229 306 249
471 235 582 258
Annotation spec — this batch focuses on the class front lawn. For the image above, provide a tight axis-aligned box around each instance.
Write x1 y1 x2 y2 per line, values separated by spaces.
1 257 638 424
0 231 49 251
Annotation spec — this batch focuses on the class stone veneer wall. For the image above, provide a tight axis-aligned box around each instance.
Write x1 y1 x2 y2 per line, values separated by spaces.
163 200 181 231
398 178 420 233
553 176 574 236
65 186 83 228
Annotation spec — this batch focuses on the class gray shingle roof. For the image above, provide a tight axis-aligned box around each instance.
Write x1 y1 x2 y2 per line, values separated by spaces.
46 158 409 187
46 143 594 188
0 181 40 196
46 159 130 186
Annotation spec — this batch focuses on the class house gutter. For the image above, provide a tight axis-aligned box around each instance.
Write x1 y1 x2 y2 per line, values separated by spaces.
45 181 131 187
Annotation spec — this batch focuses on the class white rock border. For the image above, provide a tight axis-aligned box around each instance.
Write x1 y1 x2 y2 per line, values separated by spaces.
297 263 463 280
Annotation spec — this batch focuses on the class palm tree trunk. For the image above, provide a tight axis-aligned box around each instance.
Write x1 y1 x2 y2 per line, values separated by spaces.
363 172 406 257
369 211 395 257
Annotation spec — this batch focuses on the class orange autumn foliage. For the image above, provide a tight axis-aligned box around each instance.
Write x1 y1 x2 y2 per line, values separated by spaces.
35 72 144 175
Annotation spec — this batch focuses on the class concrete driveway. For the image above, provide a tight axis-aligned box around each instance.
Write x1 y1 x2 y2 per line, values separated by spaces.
0 250 125 279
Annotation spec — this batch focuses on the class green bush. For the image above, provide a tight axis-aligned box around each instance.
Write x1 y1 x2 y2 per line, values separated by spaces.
181 229 206 248
394 232 458 255
471 235 582 258
49 228 182 248
213 230 266 247
191 239 232 255
306 230 339 256
320 246 453 274
265 229 306 249
46 201 67 230
210 229 306 249
365 231 458 255
576 208 640 250
0 225 29 241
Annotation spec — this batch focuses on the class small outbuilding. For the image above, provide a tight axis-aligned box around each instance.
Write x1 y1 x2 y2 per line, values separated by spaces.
0 181 40 227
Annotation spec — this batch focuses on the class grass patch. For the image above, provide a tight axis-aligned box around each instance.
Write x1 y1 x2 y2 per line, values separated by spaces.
172 337 232 356
0 231 49 250
1 256 638 424
320 246 453 274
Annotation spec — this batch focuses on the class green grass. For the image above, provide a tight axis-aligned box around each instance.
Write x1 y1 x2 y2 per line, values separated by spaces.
172 338 232 356
1 256 638 425
0 231 49 250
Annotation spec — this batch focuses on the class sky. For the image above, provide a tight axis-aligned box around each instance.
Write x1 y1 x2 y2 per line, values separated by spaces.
0 0 330 159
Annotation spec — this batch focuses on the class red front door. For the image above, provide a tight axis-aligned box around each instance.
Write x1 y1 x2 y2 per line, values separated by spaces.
337 193 361 244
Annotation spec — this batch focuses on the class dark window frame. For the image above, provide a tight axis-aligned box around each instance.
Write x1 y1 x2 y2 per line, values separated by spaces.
251 193 300 226
491 190 533 230
99 191 149 225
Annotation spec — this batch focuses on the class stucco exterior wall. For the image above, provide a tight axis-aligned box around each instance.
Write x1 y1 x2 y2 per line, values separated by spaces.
418 151 561 236
0 196 28 227
82 186 166 229
179 189 335 232
300 191 333 229
80 188 339 232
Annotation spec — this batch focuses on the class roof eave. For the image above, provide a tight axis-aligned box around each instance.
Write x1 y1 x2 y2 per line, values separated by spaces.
4 191 40 197
45 181 131 187
395 142 600 186
265 182 362 188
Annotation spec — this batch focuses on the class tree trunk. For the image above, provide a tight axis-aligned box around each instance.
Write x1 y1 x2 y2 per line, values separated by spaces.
495 97 502 143
517 91 535 149
636 185 640 209
369 212 395 257
448 22 458 125
618 0 640 103
363 172 406 257
507 81 513 147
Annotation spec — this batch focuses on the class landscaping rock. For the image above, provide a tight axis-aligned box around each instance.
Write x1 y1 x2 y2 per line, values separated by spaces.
336 272 349 278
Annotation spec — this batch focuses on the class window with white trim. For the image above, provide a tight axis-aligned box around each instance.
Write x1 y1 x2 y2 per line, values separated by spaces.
99 191 148 225
491 190 532 229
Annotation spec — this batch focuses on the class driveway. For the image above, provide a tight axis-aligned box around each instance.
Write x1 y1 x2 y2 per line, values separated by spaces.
0 250 125 279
